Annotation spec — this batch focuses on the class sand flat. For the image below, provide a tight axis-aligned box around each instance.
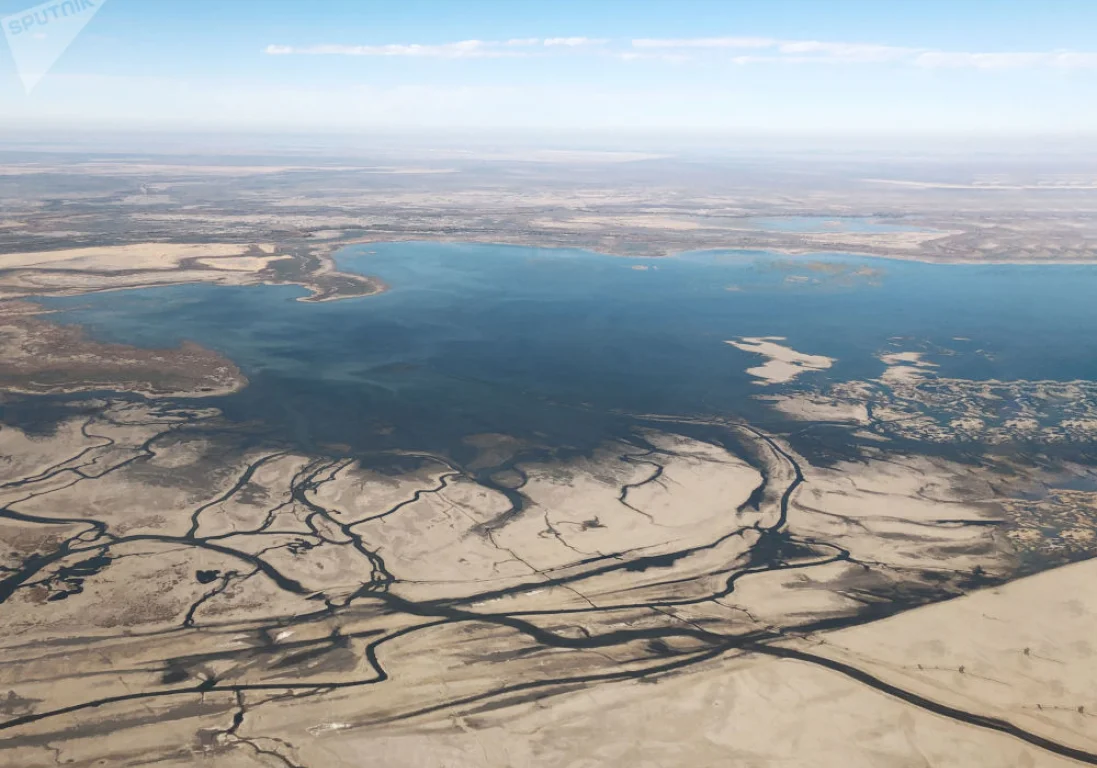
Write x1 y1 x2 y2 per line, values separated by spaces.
0 401 1093 768
0 243 262 272
786 557 1097 757
727 336 835 384
194 254 292 271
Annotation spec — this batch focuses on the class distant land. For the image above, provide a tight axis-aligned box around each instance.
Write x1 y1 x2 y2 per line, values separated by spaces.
1 145 1096 768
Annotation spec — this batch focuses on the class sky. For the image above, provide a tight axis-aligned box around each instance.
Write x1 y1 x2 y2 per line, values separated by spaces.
1 0 1096 139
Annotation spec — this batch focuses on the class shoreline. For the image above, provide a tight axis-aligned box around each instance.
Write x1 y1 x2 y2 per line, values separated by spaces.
1 237 1094 314
318 234 1097 268
0 300 249 400
1 236 1094 403
0 244 386 305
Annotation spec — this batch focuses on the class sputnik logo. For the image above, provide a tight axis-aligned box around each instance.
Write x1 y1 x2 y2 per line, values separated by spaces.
3 0 107 94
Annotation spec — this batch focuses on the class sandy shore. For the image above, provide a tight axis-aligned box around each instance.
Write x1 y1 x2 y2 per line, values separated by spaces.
0 243 383 303
314 232 1097 267
0 301 247 398
0 243 273 272
726 336 835 384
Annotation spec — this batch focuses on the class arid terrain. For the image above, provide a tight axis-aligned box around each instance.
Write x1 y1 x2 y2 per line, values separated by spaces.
1 145 1096 767
2 398 1095 767
3 146 1097 272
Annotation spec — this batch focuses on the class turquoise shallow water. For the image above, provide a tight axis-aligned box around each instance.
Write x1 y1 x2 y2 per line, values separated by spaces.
32 243 1097 455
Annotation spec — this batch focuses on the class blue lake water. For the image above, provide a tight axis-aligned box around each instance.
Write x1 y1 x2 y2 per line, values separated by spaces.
33 243 1097 456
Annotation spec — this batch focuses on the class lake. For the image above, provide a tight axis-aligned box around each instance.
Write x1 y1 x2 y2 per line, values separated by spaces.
33 243 1097 459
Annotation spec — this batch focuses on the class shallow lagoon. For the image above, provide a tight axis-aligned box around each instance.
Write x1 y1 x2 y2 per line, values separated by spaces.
36 243 1097 455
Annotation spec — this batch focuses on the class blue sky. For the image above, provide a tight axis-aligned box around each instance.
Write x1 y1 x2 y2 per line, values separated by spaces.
2 0 1096 137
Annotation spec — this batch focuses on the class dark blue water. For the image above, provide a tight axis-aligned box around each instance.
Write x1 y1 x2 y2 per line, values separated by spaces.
34 243 1097 455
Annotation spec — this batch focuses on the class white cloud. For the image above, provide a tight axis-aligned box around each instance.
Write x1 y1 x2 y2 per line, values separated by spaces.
630 36 1097 69
264 37 608 58
264 36 1097 70
632 37 776 49
543 37 607 47
263 40 524 59
775 40 918 62
632 37 919 63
